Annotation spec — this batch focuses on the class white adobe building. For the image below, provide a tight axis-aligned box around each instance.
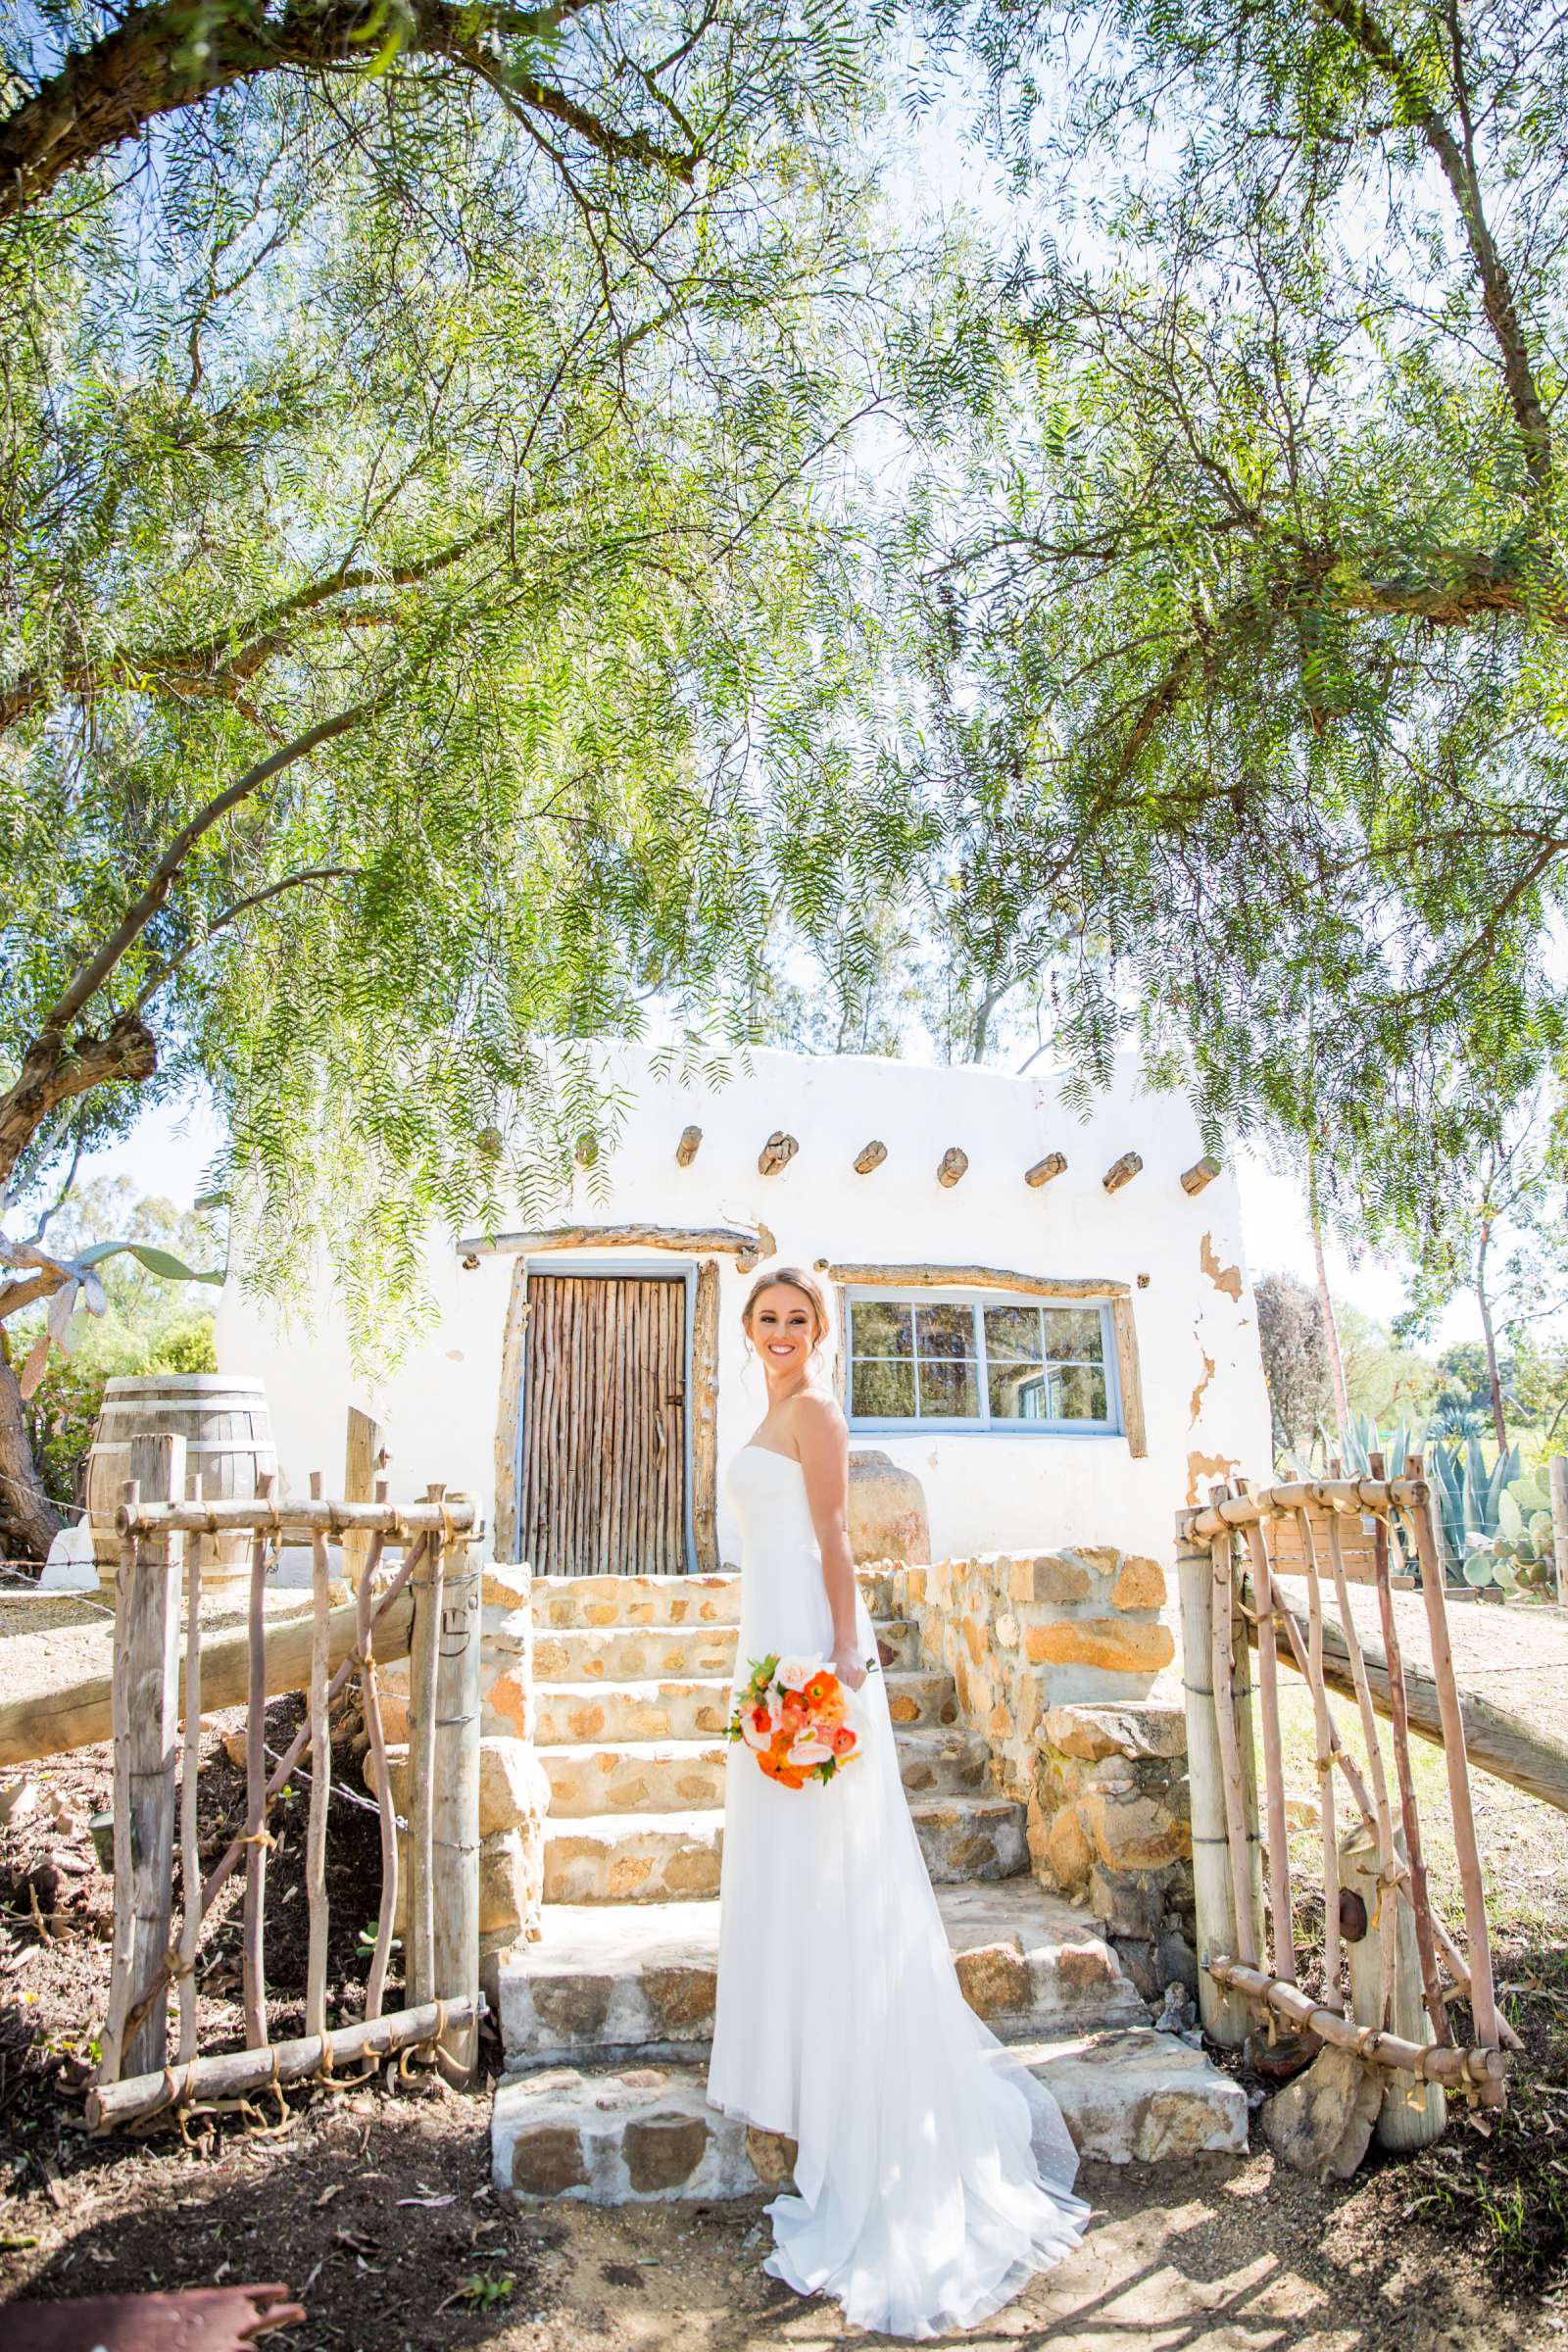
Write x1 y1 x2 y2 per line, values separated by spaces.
216 1044 1271 1569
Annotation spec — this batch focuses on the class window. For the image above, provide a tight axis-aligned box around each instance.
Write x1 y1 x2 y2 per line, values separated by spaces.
847 1291 1121 1435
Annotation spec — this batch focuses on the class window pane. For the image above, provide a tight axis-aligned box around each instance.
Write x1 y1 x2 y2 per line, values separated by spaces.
852 1358 917 1418
983 1304 1044 1363
919 1359 979 1418
989 1363 1050 1422
1052 1364 1108 1421
914 1302 976 1362
1044 1307 1105 1363
852 1299 912 1358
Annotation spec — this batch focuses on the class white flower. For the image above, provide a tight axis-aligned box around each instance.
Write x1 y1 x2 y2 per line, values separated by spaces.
774 1655 817 1692
785 1738 832 1769
740 1703 775 1750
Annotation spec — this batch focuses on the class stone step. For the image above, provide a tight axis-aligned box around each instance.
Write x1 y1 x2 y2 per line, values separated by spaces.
533 1667 957 1747
543 1794 1027 1904
538 1725 998 1817
492 2029 1248 2202
497 1883 1148 2065
532 1615 924 1684
531 1567 898 1632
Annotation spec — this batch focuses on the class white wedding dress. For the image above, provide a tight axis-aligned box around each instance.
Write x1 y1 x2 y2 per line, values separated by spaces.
707 1445 1090 2338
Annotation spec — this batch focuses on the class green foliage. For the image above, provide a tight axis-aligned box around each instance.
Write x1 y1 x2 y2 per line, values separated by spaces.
894 0 1568 1222
0 19 910 1368
14 1181 220 1506
1336 1304 1441 1432
1426 1436 1522 1576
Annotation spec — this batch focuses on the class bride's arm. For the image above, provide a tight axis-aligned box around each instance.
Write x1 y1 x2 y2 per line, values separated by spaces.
794 1395 867 1690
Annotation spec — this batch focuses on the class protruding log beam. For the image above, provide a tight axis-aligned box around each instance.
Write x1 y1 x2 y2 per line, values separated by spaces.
936 1147 968 1188
758 1132 798 1176
675 1125 703 1166
1102 1151 1144 1193
1025 1152 1066 1188
0 1587 415 1772
854 1140 887 1174
1181 1156 1220 1195
457 1221 768 1270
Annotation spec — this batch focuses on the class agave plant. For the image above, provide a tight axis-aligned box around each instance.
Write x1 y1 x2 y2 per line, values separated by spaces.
1462 1465 1558 1597
1 1234 222 1397
1425 1435 1523 1583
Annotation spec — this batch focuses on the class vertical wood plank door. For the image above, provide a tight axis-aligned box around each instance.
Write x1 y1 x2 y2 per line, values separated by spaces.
521 1274 689 1575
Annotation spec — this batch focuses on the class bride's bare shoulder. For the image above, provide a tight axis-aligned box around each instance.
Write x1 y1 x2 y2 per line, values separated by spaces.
786 1390 848 1458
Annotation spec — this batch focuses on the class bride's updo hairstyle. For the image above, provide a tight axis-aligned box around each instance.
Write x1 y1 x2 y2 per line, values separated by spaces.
740 1265 830 1355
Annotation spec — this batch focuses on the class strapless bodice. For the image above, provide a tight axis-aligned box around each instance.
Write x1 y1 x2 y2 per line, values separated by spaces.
724 1443 821 1556
722 1445 872 1665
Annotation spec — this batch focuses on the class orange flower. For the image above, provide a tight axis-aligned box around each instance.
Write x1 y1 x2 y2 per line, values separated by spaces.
803 1669 836 1709
776 1766 807 1789
828 1724 857 1756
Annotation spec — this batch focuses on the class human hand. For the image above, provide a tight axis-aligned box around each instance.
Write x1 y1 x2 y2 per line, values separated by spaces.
832 1639 868 1690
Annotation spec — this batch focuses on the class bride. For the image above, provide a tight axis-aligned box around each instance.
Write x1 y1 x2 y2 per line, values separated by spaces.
707 1267 1091 2338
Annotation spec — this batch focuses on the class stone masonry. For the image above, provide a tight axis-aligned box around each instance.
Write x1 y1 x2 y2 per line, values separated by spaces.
875 1545 1181 1882
487 1563 1246 2202
368 1562 550 1959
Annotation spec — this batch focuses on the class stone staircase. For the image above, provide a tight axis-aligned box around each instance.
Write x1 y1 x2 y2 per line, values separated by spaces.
491 1569 1247 2202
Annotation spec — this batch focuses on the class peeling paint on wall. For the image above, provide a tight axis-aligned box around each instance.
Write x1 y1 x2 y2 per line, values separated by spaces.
1186 1448 1240 1506
1200 1232 1245 1302
1188 1348 1216 1426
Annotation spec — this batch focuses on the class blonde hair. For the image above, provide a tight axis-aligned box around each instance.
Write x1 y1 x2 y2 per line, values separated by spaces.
741 1265 830 1351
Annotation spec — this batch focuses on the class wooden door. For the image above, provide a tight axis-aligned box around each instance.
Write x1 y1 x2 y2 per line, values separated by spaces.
520 1273 689 1576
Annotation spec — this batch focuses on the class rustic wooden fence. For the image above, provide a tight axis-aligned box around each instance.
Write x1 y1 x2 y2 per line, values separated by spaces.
1176 1458 1510 2148
85 1434 482 2132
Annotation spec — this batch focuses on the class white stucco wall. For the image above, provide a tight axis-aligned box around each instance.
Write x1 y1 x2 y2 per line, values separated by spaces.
215 1045 1272 1568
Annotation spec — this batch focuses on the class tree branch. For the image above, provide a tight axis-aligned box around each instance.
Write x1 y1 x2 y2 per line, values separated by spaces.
132 864 360 1009
0 0 691 226
1312 0 1554 499
42 698 374 1040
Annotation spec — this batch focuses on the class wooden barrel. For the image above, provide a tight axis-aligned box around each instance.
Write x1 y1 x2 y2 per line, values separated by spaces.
86 1374 277 1598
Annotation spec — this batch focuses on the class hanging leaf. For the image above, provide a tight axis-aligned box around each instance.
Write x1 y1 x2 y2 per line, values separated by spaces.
72 1240 222 1284
45 1279 80 1350
18 1332 51 1400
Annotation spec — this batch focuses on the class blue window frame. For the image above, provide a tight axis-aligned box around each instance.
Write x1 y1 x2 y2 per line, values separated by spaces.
847 1290 1123 1436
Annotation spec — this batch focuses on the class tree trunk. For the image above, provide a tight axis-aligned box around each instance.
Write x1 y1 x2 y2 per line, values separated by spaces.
1475 1223 1508 1452
0 1336 61 1568
1307 1149 1352 1454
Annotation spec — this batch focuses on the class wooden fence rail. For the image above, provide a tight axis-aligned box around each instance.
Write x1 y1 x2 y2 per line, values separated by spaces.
1175 1455 1508 2153
90 1444 483 2131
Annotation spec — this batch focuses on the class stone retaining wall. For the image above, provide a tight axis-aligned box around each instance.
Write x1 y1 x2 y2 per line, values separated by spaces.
879 1547 1191 1961
1038 1699 1195 1996
368 1561 548 1970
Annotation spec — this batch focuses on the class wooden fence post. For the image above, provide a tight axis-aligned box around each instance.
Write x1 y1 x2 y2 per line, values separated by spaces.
1177 1511 1261 2045
1341 1826 1446 2150
431 1530 481 2084
406 1487 447 2009
1405 1466 1502 2081
343 1409 386 1586
1550 1455 1568 1611
104 1432 185 2083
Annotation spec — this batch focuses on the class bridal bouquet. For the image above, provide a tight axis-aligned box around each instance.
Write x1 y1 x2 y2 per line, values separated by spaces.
725 1652 874 1788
